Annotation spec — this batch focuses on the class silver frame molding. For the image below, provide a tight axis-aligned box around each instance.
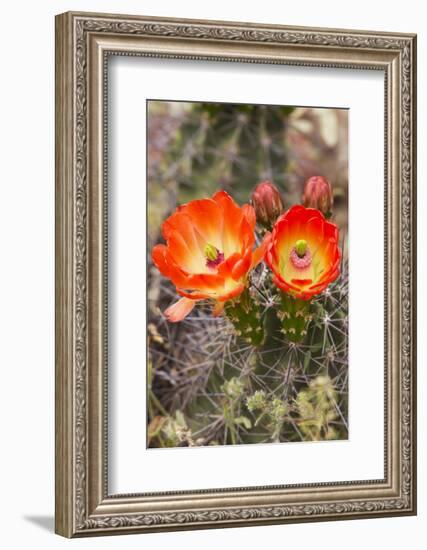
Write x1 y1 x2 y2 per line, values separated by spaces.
55 11 417 538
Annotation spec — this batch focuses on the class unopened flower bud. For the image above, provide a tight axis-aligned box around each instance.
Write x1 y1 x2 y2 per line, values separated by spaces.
302 176 333 217
251 181 284 229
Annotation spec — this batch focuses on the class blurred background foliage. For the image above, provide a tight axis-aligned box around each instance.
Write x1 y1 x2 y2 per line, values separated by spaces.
147 101 348 448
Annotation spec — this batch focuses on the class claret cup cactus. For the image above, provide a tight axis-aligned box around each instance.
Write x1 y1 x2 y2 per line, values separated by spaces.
265 204 341 343
149 178 348 447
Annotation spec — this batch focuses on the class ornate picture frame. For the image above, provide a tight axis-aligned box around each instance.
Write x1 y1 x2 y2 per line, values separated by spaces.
55 11 417 537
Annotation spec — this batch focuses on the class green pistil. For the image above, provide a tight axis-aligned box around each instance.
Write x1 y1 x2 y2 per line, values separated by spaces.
204 243 218 261
295 239 307 258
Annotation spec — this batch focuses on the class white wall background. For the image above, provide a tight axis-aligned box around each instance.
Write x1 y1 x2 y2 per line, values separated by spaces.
0 1 423 548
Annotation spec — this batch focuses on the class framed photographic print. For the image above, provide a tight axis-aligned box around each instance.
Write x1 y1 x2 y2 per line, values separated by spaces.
55 11 417 537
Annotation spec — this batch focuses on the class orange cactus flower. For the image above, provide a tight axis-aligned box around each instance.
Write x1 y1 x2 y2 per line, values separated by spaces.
265 205 340 300
152 190 268 322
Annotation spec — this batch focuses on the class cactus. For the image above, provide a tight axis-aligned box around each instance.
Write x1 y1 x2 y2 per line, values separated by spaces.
224 287 265 347
148 254 348 446
277 293 312 343
149 102 294 212
147 101 348 447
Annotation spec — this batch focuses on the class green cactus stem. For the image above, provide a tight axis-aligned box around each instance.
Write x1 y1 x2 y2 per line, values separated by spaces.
278 292 313 343
153 103 294 206
149 260 348 445
224 287 265 347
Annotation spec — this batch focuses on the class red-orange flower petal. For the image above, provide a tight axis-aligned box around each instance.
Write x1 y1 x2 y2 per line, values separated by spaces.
212 190 254 255
217 282 246 302
241 203 256 232
251 232 271 269
152 244 190 288
164 297 196 322
152 244 171 277
176 289 211 300
231 249 252 281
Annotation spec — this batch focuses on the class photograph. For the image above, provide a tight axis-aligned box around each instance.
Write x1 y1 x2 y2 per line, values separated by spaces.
147 100 349 448
53 10 416 537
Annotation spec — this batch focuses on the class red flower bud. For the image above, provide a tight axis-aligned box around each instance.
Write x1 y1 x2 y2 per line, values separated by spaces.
251 181 284 229
302 176 333 217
